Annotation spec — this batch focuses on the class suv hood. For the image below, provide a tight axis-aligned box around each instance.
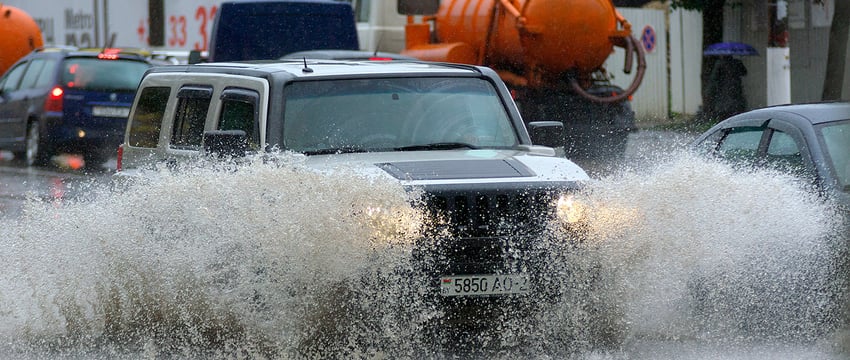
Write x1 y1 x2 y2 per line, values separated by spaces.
300 149 589 186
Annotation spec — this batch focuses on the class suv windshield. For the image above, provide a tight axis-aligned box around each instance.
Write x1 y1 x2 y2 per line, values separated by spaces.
61 58 150 91
282 77 518 153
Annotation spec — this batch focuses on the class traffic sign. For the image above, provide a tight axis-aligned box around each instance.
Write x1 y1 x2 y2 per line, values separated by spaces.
641 25 656 53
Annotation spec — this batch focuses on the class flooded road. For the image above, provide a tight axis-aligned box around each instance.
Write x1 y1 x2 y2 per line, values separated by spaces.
0 153 115 219
0 131 847 359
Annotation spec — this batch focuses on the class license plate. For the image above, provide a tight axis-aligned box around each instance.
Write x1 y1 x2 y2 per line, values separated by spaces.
440 274 529 296
92 106 130 118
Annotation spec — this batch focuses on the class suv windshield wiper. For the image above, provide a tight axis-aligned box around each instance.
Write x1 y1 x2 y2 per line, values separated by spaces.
395 142 479 151
302 146 369 155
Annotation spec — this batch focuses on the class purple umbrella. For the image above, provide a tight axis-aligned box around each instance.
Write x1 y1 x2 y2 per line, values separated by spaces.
703 42 759 56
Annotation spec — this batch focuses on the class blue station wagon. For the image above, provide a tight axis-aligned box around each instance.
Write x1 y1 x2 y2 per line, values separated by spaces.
0 47 151 167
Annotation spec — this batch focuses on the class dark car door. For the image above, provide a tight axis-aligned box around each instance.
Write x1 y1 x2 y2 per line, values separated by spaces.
0 61 30 146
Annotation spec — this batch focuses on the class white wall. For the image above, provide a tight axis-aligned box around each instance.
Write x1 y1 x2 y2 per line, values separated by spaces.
606 8 668 122
669 9 704 116
3 0 223 50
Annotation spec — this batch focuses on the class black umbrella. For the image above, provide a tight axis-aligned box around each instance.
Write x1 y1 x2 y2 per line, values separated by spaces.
703 42 759 56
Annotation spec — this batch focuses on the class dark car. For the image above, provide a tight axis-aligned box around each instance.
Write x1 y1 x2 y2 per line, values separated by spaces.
691 102 850 208
689 102 850 338
0 47 151 167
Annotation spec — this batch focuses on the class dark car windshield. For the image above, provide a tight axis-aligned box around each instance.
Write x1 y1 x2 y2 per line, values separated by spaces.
818 119 850 191
61 58 150 91
282 77 518 153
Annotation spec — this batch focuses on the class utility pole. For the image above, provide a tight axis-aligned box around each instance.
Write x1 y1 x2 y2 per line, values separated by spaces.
148 0 164 46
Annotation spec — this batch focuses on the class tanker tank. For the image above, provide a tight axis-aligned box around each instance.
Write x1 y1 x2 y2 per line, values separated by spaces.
435 0 620 76
400 0 646 174
0 4 44 74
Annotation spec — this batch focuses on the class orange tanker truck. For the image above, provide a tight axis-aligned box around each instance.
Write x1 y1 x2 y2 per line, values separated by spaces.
0 3 43 75
398 0 646 169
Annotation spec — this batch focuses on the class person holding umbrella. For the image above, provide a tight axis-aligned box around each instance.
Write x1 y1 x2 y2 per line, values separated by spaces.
701 42 758 122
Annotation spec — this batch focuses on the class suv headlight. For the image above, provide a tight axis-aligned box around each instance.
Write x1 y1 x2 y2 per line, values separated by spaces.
553 193 643 241
555 194 587 224
358 205 423 246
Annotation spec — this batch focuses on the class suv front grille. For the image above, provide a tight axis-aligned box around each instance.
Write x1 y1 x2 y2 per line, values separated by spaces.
425 189 557 238
417 188 561 275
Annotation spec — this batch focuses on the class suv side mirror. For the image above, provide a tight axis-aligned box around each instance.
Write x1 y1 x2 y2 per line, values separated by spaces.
203 130 249 157
398 0 439 15
527 121 564 148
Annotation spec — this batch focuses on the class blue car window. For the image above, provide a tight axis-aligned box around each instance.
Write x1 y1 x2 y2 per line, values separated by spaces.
34 59 58 88
19 59 47 89
61 58 150 91
0 62 27 92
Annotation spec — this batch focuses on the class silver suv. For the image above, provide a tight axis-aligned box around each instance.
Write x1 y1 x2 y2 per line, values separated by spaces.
118 59 592 334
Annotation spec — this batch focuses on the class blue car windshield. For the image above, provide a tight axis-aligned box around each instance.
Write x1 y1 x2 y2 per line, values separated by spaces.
282 77 519 153
818 119 850 191
61 58 150 91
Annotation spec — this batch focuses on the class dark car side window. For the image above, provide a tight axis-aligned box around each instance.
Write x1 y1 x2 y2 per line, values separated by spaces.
716 127 766 164
818 121 850 190
171 85 212 149
765 130 805 175
0 62 28 93
128 86 171 148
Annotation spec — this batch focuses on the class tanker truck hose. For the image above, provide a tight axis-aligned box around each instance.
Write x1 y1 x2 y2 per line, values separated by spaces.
623 34 634 74
569 35 646 104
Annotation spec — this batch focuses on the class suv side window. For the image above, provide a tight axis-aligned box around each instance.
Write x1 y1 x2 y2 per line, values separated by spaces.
171 85 213 149
218 87 260 148
128 86 171 148
0 62 28 93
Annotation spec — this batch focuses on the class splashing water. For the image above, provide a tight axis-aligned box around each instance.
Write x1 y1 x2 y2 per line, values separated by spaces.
574 151 848 347
0 155 431 358
0 151 846 358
